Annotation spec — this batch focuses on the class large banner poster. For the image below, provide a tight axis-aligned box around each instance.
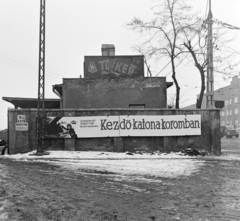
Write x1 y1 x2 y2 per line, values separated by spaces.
44 115 201 138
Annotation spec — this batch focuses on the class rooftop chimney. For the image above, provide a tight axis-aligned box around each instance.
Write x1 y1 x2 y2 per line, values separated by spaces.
101 44 115 56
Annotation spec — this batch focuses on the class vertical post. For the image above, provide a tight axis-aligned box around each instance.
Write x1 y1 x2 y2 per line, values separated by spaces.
7 109 9 154
206 0 214 109
37 0 46 153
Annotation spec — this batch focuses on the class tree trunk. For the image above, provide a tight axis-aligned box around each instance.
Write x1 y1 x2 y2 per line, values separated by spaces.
183 41 207 109
171 58 180 109
196 69 205 109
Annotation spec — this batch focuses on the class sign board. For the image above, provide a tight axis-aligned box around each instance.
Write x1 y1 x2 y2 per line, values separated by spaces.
84 56 144 78
16 115 28 131
215 100 224 109
44 115 201 138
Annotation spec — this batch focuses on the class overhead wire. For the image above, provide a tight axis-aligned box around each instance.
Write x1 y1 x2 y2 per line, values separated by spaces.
156 30 201 77
160 0 209 77
164 30 207 77
0 50 78 79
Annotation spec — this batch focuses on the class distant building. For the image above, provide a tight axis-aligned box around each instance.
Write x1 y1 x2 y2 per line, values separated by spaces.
183 75 240 128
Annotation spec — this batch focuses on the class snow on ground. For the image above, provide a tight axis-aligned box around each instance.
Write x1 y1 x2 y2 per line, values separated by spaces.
50 158 205 180
3 150 240 181
1 151 207 180
0 200 8 221
2 150 197 160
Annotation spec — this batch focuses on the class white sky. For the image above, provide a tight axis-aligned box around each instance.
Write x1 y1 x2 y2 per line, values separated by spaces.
0 0 240 130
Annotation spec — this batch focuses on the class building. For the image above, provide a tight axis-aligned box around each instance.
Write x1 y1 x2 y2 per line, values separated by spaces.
2 44 221 155
53 44 171 109
183 75 240 128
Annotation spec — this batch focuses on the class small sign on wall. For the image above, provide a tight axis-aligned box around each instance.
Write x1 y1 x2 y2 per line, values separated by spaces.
16 115 28 131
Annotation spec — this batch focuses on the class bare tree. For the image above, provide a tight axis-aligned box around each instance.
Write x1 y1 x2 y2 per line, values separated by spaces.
127 0 196 108
132 45 152 77
183 41 207 108
182 22 208 109
182 20 240 108
167 94 176 108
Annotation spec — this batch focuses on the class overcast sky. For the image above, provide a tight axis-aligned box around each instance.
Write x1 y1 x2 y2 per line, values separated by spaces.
0 0 240 130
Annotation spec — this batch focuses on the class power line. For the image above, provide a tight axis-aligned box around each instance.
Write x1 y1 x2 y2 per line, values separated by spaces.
164 40 203 76
216 39 240 55
156 30 202 76
213 18 240 30
0 50 77 78
155 61 171 76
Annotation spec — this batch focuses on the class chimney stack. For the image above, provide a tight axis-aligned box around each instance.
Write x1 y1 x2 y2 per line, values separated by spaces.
101 44 115 56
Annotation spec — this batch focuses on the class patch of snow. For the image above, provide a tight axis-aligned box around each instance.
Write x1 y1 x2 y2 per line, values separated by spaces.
1 150 197 160
30 158 205 180
0 200 9 221
1 150 209 180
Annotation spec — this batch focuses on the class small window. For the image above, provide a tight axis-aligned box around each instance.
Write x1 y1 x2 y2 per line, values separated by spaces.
234 108 238 114
229 99 232 105
129 104 145 109
234 97 238 103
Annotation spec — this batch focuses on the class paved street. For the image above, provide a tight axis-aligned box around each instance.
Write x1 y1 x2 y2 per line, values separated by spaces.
0 138 240 221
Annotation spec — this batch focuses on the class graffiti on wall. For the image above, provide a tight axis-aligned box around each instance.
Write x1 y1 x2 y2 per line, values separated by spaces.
84 56 144 78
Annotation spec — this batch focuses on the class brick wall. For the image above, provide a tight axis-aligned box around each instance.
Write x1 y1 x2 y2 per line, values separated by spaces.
62 77 167 109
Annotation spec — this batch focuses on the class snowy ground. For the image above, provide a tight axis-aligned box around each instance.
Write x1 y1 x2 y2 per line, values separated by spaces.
1 151 208 181
2 149 239 182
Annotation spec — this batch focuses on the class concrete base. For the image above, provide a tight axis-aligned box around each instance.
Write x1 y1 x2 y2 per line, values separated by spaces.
64 139 75 151
113 137 123 152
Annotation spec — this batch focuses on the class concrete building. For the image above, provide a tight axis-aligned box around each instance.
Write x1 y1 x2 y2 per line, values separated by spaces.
53 77 171 109
52 44 172 109
2 44 221 155
183 75 240 128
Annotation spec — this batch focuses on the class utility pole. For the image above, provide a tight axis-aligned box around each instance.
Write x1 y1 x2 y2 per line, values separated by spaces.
206 0 214 109
37 0 46 154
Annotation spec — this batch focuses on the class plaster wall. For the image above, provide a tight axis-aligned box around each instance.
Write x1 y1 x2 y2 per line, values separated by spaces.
8 108 221 155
